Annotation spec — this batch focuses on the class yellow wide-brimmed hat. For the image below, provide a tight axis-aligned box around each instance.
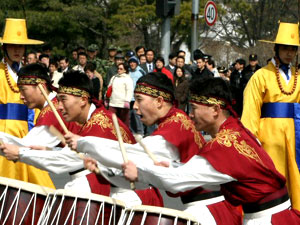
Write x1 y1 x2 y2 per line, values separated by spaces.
260 22 300 46
0 18 44 45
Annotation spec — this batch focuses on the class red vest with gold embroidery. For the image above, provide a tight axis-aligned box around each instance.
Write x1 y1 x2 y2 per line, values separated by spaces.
140 107 205 206
82 106 164 206
75 105 135 196
151 107 206 197
77 106 135 144
154 109 242 224
152 107 205 163
199 116 286 206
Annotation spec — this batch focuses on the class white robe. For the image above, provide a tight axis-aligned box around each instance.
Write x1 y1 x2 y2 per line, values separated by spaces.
77 136 289 225
76 136 228 225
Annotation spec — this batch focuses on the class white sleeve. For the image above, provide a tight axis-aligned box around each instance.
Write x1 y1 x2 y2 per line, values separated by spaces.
96 165 149 190
77 135 180 169
135 155 236 193
0 126 60 148
19 146 84 174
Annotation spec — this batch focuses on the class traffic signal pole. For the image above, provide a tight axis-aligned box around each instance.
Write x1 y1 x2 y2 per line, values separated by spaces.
156 0 180 63
191 0 199 61
161 17 171 64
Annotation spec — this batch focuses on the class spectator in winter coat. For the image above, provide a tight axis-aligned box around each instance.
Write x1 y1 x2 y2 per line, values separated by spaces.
173 67 189 112
128 56 146 137
241 54 261 89
153 56 174 83
108 63 133 127
191 57 214 81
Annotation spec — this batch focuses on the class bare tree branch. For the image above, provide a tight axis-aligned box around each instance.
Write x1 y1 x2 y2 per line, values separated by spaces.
78 21 103 36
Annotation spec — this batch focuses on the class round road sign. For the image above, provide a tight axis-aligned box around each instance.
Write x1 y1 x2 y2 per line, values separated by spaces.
205 1 218 26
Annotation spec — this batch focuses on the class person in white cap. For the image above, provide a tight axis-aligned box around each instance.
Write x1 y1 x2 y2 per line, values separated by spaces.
0 18 55 188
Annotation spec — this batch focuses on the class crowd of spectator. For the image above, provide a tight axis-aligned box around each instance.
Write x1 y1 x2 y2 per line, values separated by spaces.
23 44 262 136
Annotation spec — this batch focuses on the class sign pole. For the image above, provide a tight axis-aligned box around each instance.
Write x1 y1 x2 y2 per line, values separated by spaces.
191 0 199 61
161 16 171 66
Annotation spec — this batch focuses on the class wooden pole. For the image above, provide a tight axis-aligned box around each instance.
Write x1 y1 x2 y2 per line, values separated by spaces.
112 113 136 190
134 135 158 164
37 83 100 174
37 84 68 134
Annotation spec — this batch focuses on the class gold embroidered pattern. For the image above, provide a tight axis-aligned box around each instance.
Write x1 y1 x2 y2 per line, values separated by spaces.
38 101 59 120
58 86 90 98
159 112 203 149
85 111 112 131
212 129 265 167
135 83 173 102
190 95 226 107
214 129 240 147
114 127 133 144
84 110 133 144
234 140 265 166
17 77 46 86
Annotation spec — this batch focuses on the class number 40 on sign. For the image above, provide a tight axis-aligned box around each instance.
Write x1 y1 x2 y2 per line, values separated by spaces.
205 1 218 26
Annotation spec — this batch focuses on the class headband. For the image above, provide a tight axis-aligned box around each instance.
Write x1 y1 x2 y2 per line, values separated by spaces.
17 76 46 86
134 82 174 103
190 94 238 118
58 86 90 98
190 95 226 107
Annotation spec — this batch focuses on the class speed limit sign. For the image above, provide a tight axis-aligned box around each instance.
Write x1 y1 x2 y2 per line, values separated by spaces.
205 1 218 26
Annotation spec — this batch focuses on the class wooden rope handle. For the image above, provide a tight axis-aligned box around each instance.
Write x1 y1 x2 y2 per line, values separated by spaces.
38 84 100 174
112 113 136 190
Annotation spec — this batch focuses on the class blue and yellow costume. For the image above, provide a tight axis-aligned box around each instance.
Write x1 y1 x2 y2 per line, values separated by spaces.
242 22 300 210
0 18 54 188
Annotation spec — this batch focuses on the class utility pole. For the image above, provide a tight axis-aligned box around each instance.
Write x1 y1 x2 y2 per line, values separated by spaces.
161 17 171 64
156 0 180 63
191 0 199 61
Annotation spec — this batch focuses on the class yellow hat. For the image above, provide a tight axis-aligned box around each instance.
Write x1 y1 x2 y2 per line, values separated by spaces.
0 18 44 45
260 22 300 46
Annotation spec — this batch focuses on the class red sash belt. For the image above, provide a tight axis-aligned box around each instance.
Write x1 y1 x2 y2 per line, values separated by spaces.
243 186 289 213
181 191 223 204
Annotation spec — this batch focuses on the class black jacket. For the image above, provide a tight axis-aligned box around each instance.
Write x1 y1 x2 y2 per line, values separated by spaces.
241 64 261 89
191 67 214 80
230 69 244 117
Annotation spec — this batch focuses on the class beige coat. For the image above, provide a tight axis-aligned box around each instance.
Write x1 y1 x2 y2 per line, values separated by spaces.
108 72 133 108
